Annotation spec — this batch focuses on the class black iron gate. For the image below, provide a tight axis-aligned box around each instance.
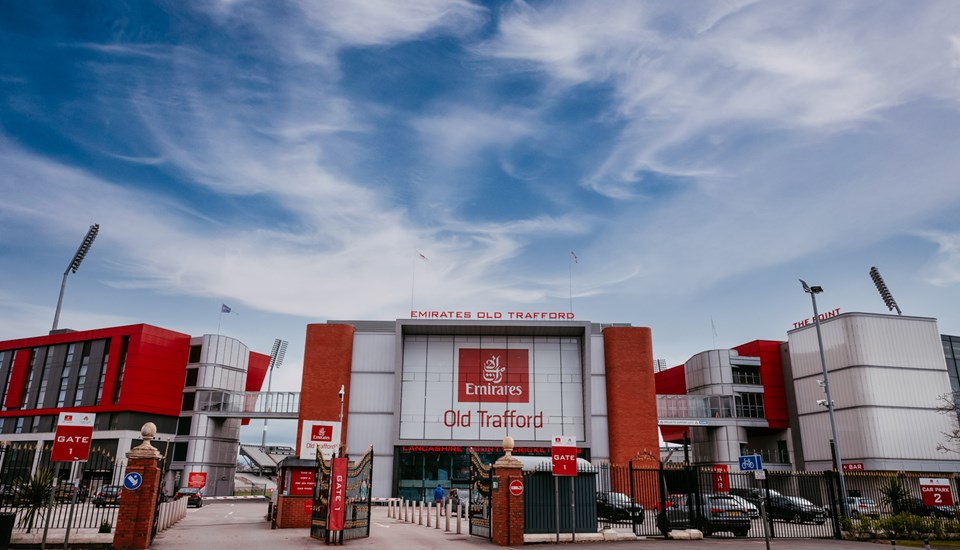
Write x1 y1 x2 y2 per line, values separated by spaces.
310 447 374 544
467 449 491 539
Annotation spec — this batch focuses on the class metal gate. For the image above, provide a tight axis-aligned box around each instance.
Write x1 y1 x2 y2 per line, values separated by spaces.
310 447 374 544
468 449 491 539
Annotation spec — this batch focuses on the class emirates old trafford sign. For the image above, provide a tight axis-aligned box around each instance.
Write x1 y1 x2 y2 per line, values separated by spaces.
51 412 95 462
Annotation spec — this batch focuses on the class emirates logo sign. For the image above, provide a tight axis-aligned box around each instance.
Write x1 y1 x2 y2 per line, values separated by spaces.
311 424 333 442
458 349 529 403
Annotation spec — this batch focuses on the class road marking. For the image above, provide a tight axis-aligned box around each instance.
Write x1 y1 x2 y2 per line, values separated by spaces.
375 523 391 528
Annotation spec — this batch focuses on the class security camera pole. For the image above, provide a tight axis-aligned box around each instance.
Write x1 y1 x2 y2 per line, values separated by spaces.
338 385 345 454
52 224 99 332
800 279 848 515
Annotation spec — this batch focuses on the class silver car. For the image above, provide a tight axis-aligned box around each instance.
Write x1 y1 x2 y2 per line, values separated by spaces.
728 494 760 519
845 497 881 519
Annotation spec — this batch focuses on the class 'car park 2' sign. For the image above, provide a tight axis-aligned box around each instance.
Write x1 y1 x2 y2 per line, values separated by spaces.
920 478 955 507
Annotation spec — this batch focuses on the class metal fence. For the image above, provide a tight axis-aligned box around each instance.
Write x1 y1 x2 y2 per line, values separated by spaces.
0 442 126 534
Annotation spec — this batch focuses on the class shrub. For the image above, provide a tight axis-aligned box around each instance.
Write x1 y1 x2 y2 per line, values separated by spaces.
99 520 112 534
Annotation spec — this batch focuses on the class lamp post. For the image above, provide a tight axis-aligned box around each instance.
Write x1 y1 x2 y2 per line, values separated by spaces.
52 224 99 331
800 279 848 511
260 339 287 447
338 385 345 456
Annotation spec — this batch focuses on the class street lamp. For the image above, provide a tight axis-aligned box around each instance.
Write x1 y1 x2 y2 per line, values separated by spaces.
52 224 99 332
260 339 288 447
800 279 848 511
338 385 345 455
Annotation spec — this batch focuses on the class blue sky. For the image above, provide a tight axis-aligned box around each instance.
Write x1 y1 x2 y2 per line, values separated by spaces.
3 1 960 445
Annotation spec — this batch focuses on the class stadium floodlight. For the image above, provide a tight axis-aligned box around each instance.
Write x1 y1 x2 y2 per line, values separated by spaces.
869 266 901 315
52 224 100 332
800 279 849 513
262 338 289 446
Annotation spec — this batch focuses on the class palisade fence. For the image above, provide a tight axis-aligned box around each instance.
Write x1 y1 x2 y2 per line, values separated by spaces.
0 442 126 534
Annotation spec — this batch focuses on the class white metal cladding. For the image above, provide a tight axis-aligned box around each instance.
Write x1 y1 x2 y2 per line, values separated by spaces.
349 372 395 414
345 412 394 460
351 333 397 373
787 313 946 378
589 333 606 375
788 312 960 469
590 414 610 462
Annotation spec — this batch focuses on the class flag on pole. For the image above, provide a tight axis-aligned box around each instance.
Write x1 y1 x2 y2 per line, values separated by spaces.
221 304 232 314
570 251 579 263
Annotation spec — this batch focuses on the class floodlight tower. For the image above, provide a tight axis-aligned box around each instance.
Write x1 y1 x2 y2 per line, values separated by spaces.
261 339 288 447
869 266 901 315
52 224 99 332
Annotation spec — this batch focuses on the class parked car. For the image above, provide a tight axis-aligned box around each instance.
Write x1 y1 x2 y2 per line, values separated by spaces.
905 497 957 518
728 494 760 518
0 484 22 506
93 485 122 507
766 495 826 524
844 497 881 519
596 491 645 524
657 493 751 537
55 483 88 503
176 487 203 508
729 487 784 507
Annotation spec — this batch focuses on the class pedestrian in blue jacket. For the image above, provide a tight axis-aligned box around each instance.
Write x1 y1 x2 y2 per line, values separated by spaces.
434 484 445 514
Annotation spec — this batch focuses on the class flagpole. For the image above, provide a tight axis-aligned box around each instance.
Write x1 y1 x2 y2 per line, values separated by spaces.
568 251 578 314
217 309 223 336
410 252 416 315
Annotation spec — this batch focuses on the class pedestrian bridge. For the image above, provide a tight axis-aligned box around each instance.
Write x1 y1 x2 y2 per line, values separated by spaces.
196 391 741 424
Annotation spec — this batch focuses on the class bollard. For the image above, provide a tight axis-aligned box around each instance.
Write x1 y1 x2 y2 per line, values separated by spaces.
418 500 423 525
925 539 931 550
445 499 451 532
404 499 409 523
435 498 441 529
427 501 432 527
456 503 462 534
891 542 896 548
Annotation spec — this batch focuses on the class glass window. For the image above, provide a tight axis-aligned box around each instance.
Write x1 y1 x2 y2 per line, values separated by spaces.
176 416 193 436
113 336 130 404
34 347 56 409
188 345 202 364
184 369 198 387
14 417 24 434
181 392 195 412
96 340 110 405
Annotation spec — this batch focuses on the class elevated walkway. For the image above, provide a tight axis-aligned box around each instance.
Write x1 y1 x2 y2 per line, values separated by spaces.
196 390 300 419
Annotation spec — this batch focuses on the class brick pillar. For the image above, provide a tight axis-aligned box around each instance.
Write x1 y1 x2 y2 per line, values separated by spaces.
603 326 659 466
491 437 524 547
113 423 162 550
297 324 355 447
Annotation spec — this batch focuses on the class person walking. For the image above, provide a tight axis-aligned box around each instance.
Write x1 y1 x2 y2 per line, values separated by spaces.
434 484 445 515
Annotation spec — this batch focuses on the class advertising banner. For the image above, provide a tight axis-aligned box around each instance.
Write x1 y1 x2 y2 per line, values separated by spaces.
51 412 95 462
328 457 348 531
399 335 585 442
298 420 341 460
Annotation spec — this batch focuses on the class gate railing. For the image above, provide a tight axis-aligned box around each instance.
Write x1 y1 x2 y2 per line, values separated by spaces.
468 449 492 539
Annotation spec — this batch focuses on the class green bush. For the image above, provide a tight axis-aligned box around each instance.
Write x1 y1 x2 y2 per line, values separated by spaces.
98 520 112 534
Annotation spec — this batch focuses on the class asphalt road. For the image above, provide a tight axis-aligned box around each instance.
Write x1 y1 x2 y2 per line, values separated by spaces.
151 501 883 550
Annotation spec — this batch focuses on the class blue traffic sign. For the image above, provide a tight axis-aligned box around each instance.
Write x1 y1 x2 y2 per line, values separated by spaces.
123 472 143 491
739 454 763 471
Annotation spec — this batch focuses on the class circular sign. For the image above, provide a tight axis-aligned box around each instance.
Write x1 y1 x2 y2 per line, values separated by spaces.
123 472 143 491
509 479 523 496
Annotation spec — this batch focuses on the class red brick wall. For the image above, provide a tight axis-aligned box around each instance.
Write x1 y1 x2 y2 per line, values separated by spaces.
297 324 356 448
602 327 659 465
490 467 524 546
275 495 314 528
113 457 161 549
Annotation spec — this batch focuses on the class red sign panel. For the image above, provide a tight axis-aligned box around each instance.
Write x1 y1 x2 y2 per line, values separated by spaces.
328 458 348 531
920 478 955 507
457 349 529 403
712 464 729 493
509 479 524 496
187 472 207 489
304 500 314 515
552 435 577 476
842 463 865 472
51 425 93 462
311 424 334 442
289 469 315 497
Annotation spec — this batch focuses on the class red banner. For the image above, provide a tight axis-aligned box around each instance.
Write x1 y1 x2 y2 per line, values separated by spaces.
712 464 729 493
328 458 348 531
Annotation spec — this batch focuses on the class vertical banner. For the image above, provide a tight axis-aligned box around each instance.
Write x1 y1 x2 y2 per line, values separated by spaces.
328 457 348 531
712 464 729 493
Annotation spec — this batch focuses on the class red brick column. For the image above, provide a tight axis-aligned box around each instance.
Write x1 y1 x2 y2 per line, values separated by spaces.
297 324 355 446
491 438 524 547
114 424 162 550
603 327 658 466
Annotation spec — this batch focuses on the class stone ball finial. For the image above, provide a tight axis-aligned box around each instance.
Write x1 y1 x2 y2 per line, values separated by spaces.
502 436 515 457
141 422 157 439
494 436 522 469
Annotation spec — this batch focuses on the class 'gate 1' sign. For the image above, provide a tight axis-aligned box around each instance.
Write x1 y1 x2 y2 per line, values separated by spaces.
51 412 95 462
552 435 577 476
920 478 955 507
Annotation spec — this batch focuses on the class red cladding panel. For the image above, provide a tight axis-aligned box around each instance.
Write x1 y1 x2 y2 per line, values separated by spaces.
734 340 789 429
4 349 32 409
654 364 689 443
242 352 271 425
603 327 659 465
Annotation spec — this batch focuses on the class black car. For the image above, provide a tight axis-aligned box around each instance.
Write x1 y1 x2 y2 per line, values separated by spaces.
176 487 203 508
766 495 826 524
55 483 89 503
0 484 22 506
729 487 783 506
596 491 645 524
657 493 751 537
93 485 122 507
905 497 957 518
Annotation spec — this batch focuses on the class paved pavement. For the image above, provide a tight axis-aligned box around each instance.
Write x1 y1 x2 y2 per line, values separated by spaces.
150 500 894 550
